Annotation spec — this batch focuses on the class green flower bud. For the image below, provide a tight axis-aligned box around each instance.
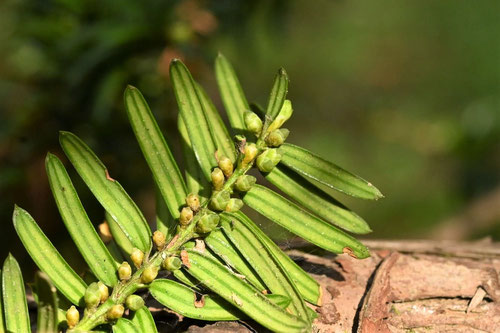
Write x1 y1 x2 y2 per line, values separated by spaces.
153 230 166 249
196 211 220 233
179 206 194 226
185 193 200 211
125 295 145 311
242 143 258 164
130 248 144 268
256 149 282 173
84 282 101 309
225 198 244 212
141 265 159 284
97 281 109 303
210 190 230 211
107 304 124 320
118 261 132 281
218 155 234 178
66 305 80 328
266 128 290 147
235 175 257 192
162 256 182 271
267 99 293 133
211 168 225 190
244 111 263 135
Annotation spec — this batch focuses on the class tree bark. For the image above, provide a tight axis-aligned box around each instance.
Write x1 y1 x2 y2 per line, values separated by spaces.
174 239 500 333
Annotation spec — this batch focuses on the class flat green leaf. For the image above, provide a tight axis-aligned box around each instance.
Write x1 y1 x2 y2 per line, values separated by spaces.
2 254 30 333
265 166 371 234
113 318 139 333
173 269 203 291
226 211 321 305
130 306 157 333
184 250 308 332
46 153 119 286
124 86 187 219
106 211 134 256
59 131 152 252
265 68 288 121
215 53 248 132
34 272 58 333
13 206 87 305
205 229 267 291
155 188 176 241
178 115 211 199
170 59 217 181
196 83 236 163
243 185 370 259
0 270 4 333
219 215 310 320
280 143 383 200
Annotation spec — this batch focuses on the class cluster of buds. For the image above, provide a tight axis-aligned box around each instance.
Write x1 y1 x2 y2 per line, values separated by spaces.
84 281 109 309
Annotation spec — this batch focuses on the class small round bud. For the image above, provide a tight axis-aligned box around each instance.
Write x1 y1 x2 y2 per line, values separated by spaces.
267 99 293 133
244 111 263 135
141 265 159 284
196 211 220 233
84 282 101 309
153 230 166 249
225 198 244 212
118 261 132 281
256 149 282 173
130 248 144 268
125 295 145 311
162 256 182 271
185 193 200 211
107 304 124 320
218 155 234 178
235 175 257 192
210 190 230 211
266 128 290 147
211 168 225 190
179 206 194 226
97 281 109 303
242 143 258 164
66 305 80 328
98 221 112 243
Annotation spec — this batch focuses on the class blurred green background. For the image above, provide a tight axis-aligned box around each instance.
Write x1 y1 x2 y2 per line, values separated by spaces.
1 0 499 270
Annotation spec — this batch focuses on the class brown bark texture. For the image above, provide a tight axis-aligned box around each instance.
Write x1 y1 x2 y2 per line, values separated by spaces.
171 239 500 333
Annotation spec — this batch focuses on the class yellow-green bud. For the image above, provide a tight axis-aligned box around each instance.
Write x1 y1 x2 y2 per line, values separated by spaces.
211 168 225 190
266 128 290 147
235 175 256 192
97 281 109 303
153 230 166 249
256 149 282 173
162 256 182 271
118 261 132 281
196 211 220 233
185 193 200 211
267 100 293 133
125 295 145 311
218 155 234 178
141 265 159 284
98 222 113 243
130 248 144 268
84 282 101 309
244 111 263 135
225 198 244 212
179 206 194 226
210 190 230 211
107 304 124 320
242 143 258 164
66 305 79 328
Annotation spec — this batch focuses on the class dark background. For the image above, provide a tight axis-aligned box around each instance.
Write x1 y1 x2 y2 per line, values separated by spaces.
1 0 499 274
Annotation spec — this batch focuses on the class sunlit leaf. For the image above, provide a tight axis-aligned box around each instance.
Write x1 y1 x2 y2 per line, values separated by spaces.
2 254 31 333
106 211 134 256
243 185 370 258
113 318 139 333
265 68 288 121
60 131 152 252
130 306 157 333
13 206 87 305
280 143 383 200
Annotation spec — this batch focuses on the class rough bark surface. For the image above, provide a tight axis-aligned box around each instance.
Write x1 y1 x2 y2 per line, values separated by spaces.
163 239 500 333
